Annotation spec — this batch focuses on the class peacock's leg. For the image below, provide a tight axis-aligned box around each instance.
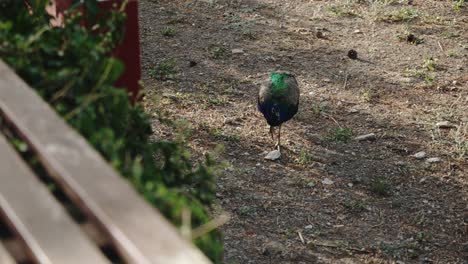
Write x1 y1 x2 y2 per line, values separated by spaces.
274 125 281 150
278 124 282 150
269 126 274 142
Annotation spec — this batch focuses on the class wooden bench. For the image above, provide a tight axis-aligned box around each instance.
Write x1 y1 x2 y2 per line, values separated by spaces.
0 60 211 263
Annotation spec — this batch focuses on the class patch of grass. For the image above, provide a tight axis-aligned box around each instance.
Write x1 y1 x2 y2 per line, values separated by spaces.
161 26 176 37
296 149 313 165
378 8 419 22
361 89 374 102
447 50 457 58
454 0 465 12
206 95 228 106
238 205 256 216
451 122 467 160
312 103 327 115
325 127 354 143
424 74 435 86
241 27 256 40
223 18 256 40
441 31 460 39
326 5 361 17
211 129 240 142
209 45 227 59
403 57 440 86
397 32 424 45
343 199 367 213
150 58 177 80
403 68 425 78
370 177 392 196
423 57 436 71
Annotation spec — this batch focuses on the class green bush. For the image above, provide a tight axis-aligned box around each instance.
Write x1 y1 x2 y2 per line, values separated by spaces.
0 0 222 261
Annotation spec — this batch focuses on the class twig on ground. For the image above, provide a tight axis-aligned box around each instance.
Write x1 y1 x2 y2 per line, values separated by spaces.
343 73 349 90
308 240 374 254
437 41 444 52
298 231 305 244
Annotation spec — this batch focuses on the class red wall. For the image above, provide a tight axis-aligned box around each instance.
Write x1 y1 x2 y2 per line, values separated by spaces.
54 0 141 102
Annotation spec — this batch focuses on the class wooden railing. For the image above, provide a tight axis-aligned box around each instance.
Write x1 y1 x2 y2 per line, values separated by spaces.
0 60 211 263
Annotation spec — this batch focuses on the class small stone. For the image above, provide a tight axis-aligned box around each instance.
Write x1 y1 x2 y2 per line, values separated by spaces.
355 133 376 141
435 121 455 129
188 60 197 67
413 151 427 159
315 31 325 39
305 225 313 229
262 241 285 256
353 29 362 34
396 161 406 166
347 49 358 60
264 149 281 160
347 183 353 187
307 182 316 187
322 178 334 185
406 33 416 43
231 48 244 54
400 77 414 83
426 157 442 163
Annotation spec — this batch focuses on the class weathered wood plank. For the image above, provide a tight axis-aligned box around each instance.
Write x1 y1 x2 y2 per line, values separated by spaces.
0 134 109 264
0 242 15 264
0 60 211 263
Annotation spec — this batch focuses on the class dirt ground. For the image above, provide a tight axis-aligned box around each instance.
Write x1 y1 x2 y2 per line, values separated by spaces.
138 0 467 263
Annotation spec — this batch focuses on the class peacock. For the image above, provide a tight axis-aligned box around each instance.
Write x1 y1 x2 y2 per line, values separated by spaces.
258 71 299 154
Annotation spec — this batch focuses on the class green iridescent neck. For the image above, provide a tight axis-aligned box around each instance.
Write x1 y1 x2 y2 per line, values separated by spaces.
270 73 288 91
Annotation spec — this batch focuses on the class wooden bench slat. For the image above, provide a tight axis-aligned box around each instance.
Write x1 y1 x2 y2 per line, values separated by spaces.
0 60 211 263
0 134 110 264
0 242 15 264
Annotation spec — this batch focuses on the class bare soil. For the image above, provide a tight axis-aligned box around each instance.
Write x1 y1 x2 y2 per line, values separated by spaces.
138 0 468 263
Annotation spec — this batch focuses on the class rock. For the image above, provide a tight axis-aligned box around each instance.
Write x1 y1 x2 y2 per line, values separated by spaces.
395 161 406 166
426 157 442 163
315 31 325 39
264 149 281 160
353 29 362 34
305 225 313 229
347 49 358 60
322 178 334 185
399 77 414 83
435 121 455 129
231 48 244 54
224 117 241 125
355 133 376 141
347 183 353 187
413 151 427 159
262 241 285 256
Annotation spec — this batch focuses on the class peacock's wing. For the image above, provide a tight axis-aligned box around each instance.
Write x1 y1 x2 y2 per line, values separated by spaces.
284 75 300 107
258 79 273 112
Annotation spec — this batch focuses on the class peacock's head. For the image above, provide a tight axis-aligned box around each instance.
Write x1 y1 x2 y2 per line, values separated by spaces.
270 71 293 90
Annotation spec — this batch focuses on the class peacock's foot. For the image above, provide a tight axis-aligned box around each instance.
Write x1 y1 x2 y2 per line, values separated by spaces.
274 143 281 151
